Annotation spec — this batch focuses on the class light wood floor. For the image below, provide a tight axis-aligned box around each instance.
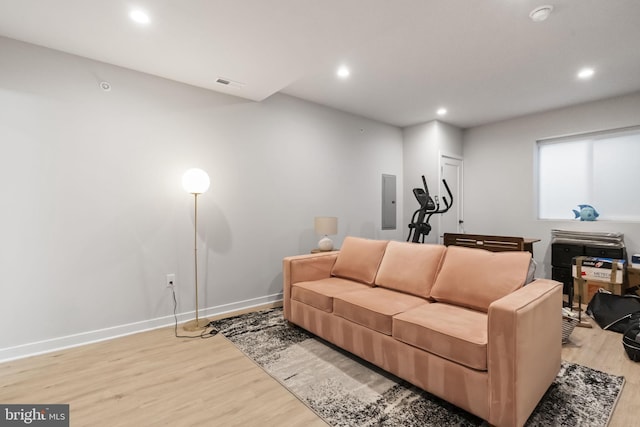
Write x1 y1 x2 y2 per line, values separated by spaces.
0 309 637 427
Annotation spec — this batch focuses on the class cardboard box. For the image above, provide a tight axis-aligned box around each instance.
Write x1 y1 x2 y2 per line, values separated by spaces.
572 256 626 284
627 266 640 296
574 278 627 303
632 254 640 268
628 267 640 286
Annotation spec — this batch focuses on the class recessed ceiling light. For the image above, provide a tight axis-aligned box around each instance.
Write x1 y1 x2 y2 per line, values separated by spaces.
337 66 350 79
437 108 447 116
577 67 595 79
529 5 553 22
129 9 150 24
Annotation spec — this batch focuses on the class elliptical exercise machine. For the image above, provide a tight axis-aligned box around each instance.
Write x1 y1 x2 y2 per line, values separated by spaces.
407 175 453 243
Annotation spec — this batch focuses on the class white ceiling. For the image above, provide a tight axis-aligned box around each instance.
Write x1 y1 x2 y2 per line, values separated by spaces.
1 0 639 128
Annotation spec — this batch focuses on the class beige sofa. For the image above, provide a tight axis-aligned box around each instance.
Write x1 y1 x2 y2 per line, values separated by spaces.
283 236 562 427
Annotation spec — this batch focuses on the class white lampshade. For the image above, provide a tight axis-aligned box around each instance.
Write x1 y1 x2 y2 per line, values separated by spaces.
314 216 338 236
182 168 210 194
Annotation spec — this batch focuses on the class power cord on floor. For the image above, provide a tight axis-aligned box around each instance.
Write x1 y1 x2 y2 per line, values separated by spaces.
171 286 219 339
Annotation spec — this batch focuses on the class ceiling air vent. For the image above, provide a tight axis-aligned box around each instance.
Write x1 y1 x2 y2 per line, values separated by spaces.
215 77 245 88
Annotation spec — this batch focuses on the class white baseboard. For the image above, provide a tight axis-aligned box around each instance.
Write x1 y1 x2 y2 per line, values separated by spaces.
0 293 283 363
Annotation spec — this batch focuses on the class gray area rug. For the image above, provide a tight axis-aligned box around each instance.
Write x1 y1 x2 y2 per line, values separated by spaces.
210 308 624 427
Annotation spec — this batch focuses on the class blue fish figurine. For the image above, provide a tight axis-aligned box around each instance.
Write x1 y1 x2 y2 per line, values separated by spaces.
573 204 599 221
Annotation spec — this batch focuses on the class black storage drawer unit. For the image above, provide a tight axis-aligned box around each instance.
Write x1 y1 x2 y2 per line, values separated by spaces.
551 231 627 306
552 244 585 268
551 266 573 281
584 246 627 260
552 266 573 295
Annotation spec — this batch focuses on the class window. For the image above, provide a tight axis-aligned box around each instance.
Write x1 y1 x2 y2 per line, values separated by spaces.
537 126 640 221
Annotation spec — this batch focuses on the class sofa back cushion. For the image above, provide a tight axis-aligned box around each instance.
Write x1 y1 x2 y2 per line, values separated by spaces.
430 246 532 312
374 241 446 298
331 236 388 285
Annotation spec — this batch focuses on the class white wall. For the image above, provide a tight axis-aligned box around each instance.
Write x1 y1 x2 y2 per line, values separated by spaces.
462 91 640 278
0 37 403 360
403 121 463 243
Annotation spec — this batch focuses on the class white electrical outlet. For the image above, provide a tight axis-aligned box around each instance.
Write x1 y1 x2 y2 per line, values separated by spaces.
166 273 176 288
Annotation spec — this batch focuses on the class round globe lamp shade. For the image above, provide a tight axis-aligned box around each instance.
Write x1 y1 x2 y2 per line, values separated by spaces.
182 168 210 194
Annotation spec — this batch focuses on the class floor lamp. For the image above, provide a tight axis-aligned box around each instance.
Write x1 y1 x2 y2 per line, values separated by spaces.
182 168 211 331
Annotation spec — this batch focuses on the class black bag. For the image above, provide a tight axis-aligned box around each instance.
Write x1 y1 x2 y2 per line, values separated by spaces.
585 289 640 333
622 312 640 361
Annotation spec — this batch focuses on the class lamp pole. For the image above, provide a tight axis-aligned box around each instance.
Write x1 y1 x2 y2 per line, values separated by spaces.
182 168 210 332
193 192 201 327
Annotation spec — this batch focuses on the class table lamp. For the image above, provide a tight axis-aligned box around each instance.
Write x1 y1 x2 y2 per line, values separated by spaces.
314 216 338 251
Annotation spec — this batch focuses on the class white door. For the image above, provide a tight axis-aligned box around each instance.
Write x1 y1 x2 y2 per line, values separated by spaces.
438 155 463 243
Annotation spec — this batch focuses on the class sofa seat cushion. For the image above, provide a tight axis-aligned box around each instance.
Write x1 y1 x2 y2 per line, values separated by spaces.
374 241 446 298
430 245 531 312
291 277 371 313
331 236 389 285
333 288 429 335
393 303 488 371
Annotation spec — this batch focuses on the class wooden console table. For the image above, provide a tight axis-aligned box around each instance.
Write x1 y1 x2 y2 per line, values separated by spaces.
443 233 540 255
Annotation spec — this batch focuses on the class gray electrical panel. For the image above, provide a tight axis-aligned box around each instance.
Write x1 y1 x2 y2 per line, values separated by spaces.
381 174 396 230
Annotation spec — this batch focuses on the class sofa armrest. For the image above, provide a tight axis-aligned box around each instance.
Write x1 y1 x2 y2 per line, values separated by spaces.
282 252 339 320
487 279 562 427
